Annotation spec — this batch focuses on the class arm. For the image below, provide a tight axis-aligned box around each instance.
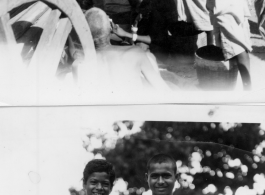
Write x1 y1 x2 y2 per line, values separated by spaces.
112 24 152 44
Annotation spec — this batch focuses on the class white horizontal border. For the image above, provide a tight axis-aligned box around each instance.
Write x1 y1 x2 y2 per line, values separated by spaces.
1 90 265 106
0 105 264 123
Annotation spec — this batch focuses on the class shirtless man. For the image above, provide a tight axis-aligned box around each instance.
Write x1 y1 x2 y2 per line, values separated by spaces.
77 7 170 93
146 154 177 195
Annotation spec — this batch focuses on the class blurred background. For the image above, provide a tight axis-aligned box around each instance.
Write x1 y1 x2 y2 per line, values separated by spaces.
78 121 265 195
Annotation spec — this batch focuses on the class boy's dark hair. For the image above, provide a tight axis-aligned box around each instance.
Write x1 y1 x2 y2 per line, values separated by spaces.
83 159 115 186
147 153 177 174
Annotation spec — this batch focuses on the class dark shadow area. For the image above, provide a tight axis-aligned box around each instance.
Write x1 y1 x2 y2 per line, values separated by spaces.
16 26 43 65
251 46 265 61
169 22 203 55
13 22 71 74
249 20 260 35
9 1 67 41
169 35 199 55
109 11 131 24
9 1 36 18
76 0 93 10
42 1 68 18
12 21 33 40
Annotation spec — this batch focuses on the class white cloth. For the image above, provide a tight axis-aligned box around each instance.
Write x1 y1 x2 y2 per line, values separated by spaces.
146 51 160 73
175 0 213 31
207 0 252 60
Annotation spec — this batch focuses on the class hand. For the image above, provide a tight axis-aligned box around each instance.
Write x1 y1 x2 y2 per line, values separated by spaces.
112 24 128 38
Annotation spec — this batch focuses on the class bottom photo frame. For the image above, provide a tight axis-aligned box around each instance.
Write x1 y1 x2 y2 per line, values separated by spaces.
1 106 265 195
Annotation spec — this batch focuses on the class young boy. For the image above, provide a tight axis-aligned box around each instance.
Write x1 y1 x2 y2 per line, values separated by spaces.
146 154 177 195
81 159 116 195
206 0 252 90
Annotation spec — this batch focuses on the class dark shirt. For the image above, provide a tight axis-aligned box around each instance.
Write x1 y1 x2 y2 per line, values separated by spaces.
131 0 178 49
105 0 132 24
76 0 93 10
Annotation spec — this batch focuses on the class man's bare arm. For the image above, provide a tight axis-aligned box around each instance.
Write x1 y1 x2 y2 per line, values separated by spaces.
112 24 151 44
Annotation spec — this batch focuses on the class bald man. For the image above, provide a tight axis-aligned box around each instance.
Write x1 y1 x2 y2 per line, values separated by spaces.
72 7 170 93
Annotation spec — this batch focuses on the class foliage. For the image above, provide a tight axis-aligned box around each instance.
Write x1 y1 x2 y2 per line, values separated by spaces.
89 122 265 195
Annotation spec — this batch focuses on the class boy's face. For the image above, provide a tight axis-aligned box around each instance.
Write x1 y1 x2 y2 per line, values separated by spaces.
146 162 176 195
83 172 112 195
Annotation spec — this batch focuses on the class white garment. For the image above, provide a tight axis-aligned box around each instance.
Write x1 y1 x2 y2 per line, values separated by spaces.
175 0 213 31
207 0 252 60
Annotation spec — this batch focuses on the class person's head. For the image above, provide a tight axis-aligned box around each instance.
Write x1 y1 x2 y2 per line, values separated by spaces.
83 159 115 195
84 8 111 48
146 154 177 195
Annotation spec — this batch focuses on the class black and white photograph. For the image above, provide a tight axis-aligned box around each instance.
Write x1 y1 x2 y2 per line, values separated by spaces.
0 0 265 105
1 106 265 195
1 1 265 195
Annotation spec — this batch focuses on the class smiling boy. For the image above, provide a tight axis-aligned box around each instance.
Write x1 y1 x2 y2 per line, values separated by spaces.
146 154 177 195
82 159 116 195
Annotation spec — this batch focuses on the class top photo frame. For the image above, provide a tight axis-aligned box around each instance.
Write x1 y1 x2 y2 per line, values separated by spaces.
0 0 265 106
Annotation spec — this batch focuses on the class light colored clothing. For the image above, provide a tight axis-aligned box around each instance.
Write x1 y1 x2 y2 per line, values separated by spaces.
206 0 252 60
175 0 213 31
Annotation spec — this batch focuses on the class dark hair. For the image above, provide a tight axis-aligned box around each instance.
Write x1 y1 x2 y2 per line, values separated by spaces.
83 159 115 186
147 153 176 174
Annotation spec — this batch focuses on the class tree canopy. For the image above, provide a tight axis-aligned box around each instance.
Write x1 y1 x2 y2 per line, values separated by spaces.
87 122 265 195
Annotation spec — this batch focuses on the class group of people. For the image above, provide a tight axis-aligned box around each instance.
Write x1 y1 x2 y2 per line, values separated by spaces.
71 0 265 91
77 153 177 195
